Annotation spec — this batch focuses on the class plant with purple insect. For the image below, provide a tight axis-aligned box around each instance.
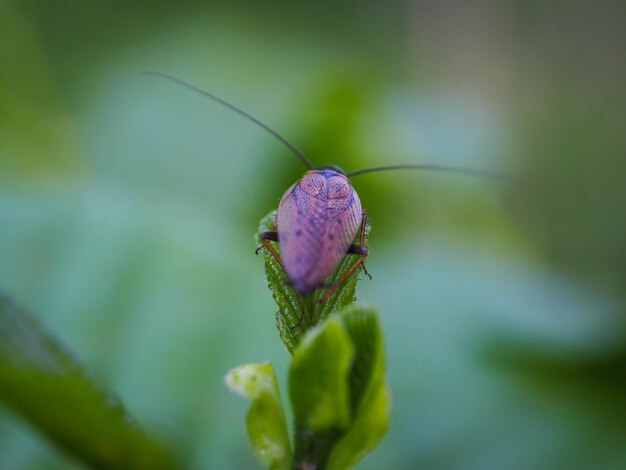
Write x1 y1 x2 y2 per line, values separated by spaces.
225 211 390 470
139 72 504 469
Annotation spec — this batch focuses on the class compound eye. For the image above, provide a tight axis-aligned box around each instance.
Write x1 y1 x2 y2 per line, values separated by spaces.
328 176 351 199
299 172 325 196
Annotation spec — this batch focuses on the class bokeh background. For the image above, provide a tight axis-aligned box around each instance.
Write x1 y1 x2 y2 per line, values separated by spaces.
1 1 625 468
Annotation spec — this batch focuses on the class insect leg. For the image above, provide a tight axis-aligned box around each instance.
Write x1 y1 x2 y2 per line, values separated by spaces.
260 231 279 241
255 231 279 253
255 232 283 266
346 210 372 279
346 244 372 280
362 262 372 280
347 244 368 255
317 253 368 305
346 209 369 256
358 210 368 245
256 231 308 329
316 211 372 306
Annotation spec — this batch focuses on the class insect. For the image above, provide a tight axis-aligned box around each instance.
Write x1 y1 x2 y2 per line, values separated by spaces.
144 72 506 307
257 164 370 304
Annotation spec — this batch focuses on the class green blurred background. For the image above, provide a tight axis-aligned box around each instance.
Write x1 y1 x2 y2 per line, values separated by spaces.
1 1 625 468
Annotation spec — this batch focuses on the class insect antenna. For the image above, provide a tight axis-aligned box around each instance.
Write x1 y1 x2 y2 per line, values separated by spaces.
346 164 513 182
142 71 314 170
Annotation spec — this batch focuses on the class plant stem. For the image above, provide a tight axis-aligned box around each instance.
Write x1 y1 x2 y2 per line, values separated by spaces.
293 426 340 470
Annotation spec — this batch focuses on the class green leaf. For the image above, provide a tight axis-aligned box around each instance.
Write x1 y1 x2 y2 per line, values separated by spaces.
339 305 384 410
225 363 292 470
257 210 370 353
257 211 306 353
327 378 391 470
327 305 390 469
289 305 391 470
289 321 354 432
0 292 175 469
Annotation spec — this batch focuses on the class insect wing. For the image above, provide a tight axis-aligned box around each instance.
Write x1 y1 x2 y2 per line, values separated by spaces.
277 171 362 294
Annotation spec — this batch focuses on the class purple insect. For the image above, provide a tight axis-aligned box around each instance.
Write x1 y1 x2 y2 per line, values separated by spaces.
261 166 369 301
145 72 505 302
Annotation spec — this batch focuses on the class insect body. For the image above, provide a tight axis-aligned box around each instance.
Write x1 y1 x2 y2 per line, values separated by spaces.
261 167 366 296
145 72 506 303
